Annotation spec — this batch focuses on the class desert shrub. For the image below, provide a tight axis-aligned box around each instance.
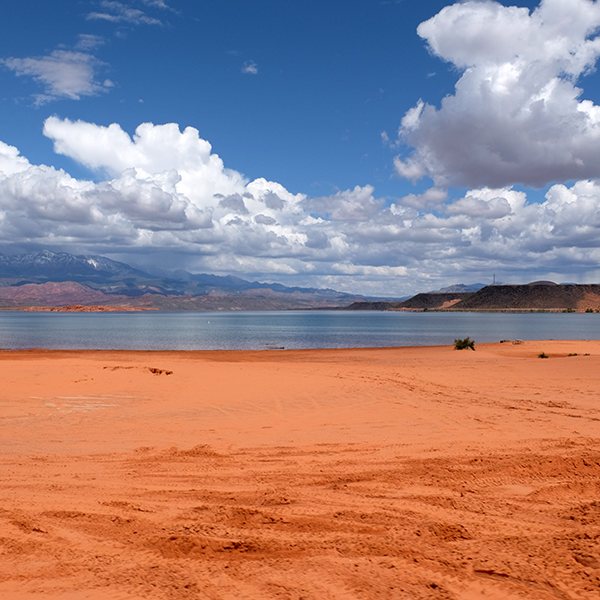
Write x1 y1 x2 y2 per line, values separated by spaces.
538 352 549 358
568 353 578 357
454 337 475 351
586 308 594 313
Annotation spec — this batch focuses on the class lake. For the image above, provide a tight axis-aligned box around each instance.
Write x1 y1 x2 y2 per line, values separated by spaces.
0 310 599 350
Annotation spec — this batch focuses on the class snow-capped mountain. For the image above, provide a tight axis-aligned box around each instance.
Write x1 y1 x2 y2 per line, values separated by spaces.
0 250 147 281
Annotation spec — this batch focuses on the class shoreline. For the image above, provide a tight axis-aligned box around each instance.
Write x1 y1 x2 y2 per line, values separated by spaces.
0 337 598 351
0 305 158 312
0 338 599 354
1 305 599 312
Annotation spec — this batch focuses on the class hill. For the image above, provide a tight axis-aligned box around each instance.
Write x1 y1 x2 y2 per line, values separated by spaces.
344 301 404 311
399 292 474 309
344 282 600 312
452 283 600 311
344 292 474 311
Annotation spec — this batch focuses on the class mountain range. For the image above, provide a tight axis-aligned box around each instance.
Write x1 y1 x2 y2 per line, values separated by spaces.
0 250 371 310
5 250 549 312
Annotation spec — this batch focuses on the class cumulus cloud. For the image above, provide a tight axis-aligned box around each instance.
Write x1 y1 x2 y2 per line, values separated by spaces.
1 50 110 104
0 142 31 177
304 185 383 221
43 117 249 201
397 186 447 210
395 0 600 188
445 195 512 220
1 116 600 293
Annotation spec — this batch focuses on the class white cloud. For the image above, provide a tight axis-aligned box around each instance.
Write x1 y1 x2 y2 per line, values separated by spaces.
75 34 106 51
304 185 383 221
87 1 162 25
397 187 447 210
242 61 258 75
43 118 249 202
395 0 600 188
2 50 110 104
140 0 170 8
393 156 427 183
0 142 31 177
445 196 512 220
2 118 600 294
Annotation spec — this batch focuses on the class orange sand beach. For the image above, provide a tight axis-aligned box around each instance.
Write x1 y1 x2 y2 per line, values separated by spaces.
0 341 599 599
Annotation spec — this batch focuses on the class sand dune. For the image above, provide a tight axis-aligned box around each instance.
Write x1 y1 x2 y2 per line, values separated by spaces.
0 341 599 599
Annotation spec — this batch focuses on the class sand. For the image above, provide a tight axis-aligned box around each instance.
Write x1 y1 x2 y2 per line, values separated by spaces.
0 340 599 599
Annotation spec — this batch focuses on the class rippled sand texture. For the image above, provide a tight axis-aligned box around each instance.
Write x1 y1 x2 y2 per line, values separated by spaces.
0 341 599 599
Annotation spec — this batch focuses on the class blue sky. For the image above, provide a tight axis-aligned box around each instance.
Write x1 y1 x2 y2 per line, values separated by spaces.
0 0 460 195
1 0 600 295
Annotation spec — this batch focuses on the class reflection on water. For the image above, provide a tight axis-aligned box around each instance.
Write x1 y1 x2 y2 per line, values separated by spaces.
0 310 599 350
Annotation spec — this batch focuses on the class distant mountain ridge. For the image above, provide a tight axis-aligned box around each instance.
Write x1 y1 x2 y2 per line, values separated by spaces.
0 250 146 281
0 250 365 309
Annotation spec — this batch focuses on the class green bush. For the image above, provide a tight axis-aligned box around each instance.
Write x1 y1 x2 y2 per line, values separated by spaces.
538 352 549 359
454 337 475 351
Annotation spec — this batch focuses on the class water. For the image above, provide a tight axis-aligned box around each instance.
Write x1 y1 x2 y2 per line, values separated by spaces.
0 310 599 350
